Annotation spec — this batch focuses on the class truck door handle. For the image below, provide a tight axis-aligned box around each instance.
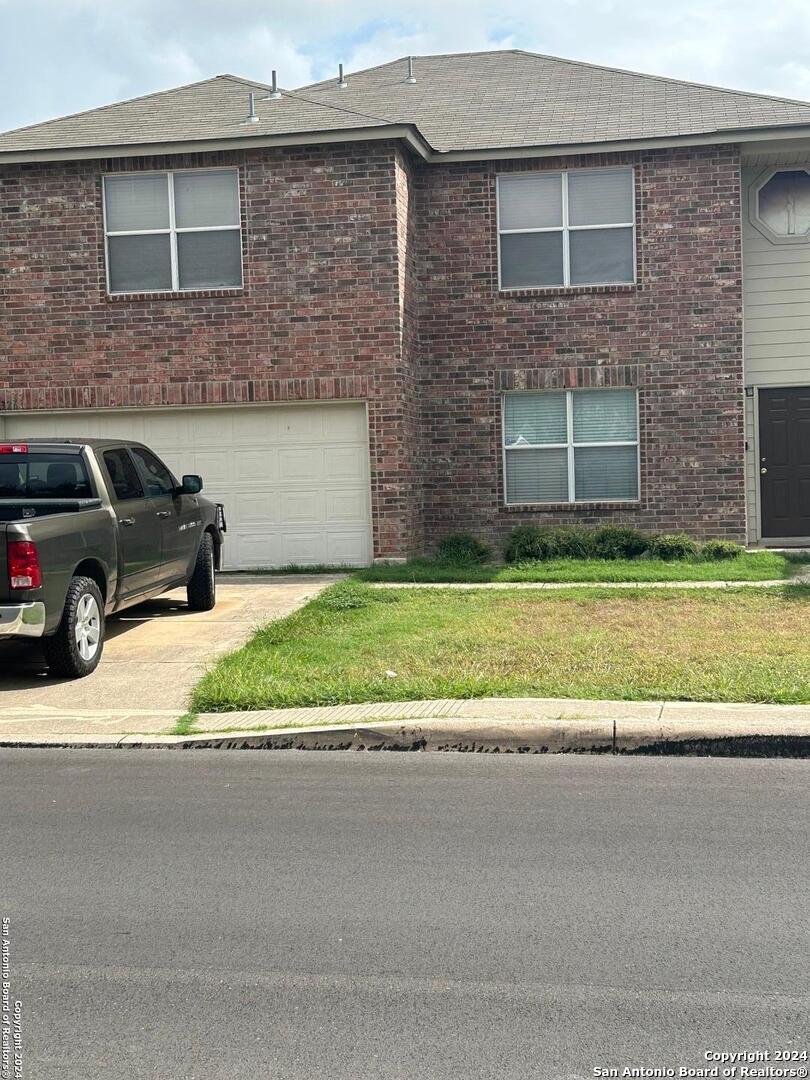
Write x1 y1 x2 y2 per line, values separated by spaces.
155 510 171 519
119 517 136 527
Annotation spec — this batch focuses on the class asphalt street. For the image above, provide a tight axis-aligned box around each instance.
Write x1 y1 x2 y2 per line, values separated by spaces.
1 749 808 1080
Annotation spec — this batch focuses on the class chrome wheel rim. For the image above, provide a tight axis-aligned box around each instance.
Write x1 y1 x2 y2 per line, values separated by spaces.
75 594 101 662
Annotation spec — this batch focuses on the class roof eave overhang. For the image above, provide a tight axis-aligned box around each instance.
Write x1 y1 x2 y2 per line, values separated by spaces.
432 122 810 161
0 122 433 165
2 119 810 166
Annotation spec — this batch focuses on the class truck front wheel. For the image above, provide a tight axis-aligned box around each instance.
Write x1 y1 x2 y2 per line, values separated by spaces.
187 532 216 612
43 576 105 679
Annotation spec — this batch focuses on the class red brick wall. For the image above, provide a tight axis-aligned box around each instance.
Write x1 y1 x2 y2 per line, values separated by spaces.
0 139 746 559
415 145 746 550
0 141 422 558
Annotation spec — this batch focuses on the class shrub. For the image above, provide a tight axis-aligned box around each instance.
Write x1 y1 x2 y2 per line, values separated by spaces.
550 525 595 559
437 533 491 564
591 525 649 560
504 525 559 563
648 532 698 561
701 539 743 561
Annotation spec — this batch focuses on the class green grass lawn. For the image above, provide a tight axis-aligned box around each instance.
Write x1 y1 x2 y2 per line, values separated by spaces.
355 551 807 584
191 581 810 712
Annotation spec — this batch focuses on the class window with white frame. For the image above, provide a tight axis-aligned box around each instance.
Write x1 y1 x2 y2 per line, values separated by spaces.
103 169 242 294
497 168 635 289
503 389 639 504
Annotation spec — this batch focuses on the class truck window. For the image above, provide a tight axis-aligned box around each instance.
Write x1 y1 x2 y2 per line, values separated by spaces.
131 446 175 497
103 448 144 502
0 453 92 498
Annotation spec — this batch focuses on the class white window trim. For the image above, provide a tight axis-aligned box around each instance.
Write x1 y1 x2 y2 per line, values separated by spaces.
102 167 243 295
496 167 637 291
501 389 641 505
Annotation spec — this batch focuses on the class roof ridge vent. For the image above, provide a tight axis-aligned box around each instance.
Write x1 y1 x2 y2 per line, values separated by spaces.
338 63 348 89
405 56 416 84
264 71 282 101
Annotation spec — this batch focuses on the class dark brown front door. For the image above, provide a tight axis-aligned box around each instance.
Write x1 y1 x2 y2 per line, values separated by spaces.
759 387 810 538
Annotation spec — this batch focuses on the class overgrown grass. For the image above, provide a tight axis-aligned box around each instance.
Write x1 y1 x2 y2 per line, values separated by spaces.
171 712 199 735
191 580 810 712
356 552 807 584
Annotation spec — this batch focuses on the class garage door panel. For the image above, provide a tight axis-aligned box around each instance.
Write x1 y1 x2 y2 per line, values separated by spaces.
328 531 372 563
326 488 369 522
324 407 367 440
189 450 231 488
326 446 367 480
233 491 278 526
4 403 371 569
279 532 326 564
279 490 324 524
230 449 276 485
278 447 324 481
180 410 231 443
233 533 282 569
279 409 322 441
146 412 193 444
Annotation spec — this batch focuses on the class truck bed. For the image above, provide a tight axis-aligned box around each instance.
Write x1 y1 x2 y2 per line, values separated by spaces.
0 498 102 522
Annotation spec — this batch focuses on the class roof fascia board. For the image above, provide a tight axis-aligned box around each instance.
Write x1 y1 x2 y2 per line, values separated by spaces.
2 120 810 167
431 124 810 162
0 123 432 165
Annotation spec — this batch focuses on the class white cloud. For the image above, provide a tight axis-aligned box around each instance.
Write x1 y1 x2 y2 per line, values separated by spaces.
2 0 810 131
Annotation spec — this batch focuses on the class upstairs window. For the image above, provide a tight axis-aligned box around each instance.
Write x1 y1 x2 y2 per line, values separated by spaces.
503 389 639 504
497 168 635 289
751 168 810 244
103 168 242 294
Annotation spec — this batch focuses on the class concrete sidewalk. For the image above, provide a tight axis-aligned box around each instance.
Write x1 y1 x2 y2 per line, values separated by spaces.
2 695 809 752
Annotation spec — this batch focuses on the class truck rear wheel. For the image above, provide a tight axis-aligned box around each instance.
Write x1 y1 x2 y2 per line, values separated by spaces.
43 576 105 679
187 532 216 612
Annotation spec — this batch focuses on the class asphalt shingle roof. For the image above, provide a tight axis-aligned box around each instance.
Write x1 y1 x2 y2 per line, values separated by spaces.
3 49 810 157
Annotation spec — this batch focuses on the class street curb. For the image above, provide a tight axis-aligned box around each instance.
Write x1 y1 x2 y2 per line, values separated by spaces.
3 713 810 755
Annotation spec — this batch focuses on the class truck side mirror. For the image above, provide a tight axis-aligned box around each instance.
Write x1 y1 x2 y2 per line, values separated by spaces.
180 474 203 495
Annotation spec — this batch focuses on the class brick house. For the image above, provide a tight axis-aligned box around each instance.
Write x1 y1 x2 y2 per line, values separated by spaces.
2 50 810 567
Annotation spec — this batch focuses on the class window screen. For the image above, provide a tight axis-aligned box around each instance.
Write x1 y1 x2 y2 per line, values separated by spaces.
503 389 639 503
498 168 635 289
104 169 242 294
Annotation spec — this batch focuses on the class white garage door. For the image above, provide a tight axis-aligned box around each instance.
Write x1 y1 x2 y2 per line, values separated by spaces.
2 404 372 570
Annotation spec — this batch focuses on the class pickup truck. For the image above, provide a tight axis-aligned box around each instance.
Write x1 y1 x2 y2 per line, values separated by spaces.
0 438 225 678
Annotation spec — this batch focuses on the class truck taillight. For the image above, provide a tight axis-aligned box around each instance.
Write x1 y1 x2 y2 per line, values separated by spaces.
8 540 42 590
0 444 28 454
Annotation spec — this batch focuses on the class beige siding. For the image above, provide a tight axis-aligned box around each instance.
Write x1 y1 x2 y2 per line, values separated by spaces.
742 165 810 541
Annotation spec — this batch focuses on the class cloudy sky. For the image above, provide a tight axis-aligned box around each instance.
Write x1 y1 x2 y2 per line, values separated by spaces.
2 0 810 133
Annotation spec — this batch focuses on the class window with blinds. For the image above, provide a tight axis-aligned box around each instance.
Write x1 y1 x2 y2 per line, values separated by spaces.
497 168 635 289
503 389 639 504
103 169 242 294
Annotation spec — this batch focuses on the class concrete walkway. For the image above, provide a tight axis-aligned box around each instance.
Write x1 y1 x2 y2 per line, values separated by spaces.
2 695 809 750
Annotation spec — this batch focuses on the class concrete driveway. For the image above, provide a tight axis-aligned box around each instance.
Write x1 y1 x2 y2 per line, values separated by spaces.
0 574 340 738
